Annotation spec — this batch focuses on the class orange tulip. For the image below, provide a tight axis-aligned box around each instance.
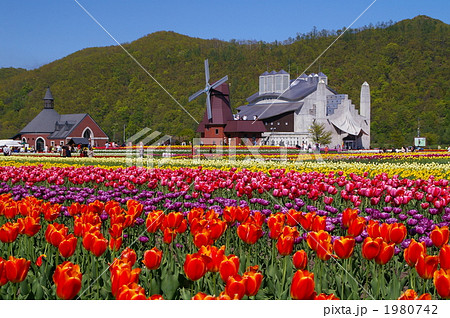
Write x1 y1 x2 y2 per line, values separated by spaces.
430 226 449 248
5 256 31 283
145 210 164 233
243 266 263 296
293 250 308 270
82 231 107 257
163 212 184 229
311 215 327 232
108 223 124 239
0 257 8 286
149 294 164 300
199 245 226 273
285 210 303 227
237 222 262 245
439 244 450 270
315 293 340 300
316 240 333 261
116 283 147 300
381 223 407 244
374 241 395 265
276 226 299 256
184 252 207 281
109 237 123 252
58 234 78 258
219 255 240 282
333 236 355 259
35 254 46 267
235 206 250 223
110 259 141 298
208 219 227 241
342 208 358 228
367 220 381 238
415 254 439 280
17 216 41 237
193 228 213 248
45 223 68 247
398 289 431 300
290 269 316 300
306 230 331 251
347 217 366 237
192 292 216 300
163 227 177 244
142 247 163 270
53 261 82 300
225 275 246 300
267 213 285 239
404 239 427 267
362 237 383 260
0 222 20 243
433 269 450 299
118 247 136 265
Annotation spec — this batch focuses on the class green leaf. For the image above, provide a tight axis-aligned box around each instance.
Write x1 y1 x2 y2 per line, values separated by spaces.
161 273 179 300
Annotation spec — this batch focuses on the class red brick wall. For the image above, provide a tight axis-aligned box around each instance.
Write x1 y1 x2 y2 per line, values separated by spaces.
68 115 109 147
19 134 64 151
203 126 225 139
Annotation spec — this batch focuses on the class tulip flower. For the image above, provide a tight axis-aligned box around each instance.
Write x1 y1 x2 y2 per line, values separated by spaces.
333 236 355 259
439 244 450 270
276 226 299 256
225 275 246 300
121 247 137 266
237 222 262 245
306 230 331 252
109 237 123 252
415 254 439 280
110 260 141 298
142 247 163 270
315 293 340 300
192 292 216 300
243 265 263 297
145 210 164 233
35 254 46 267
403 239 426 267
17 216 41 237
347 217 366 237
184 253 207 281
58 234 77 258
381 223 407 244
398 289 431 300
149 294 164 300
430 226 449 248
53 261 82 300
5 256 31 283
293 250 308 270
45 223 69 247
362 237 383 261
116 283 147 300
199 245 225 273
219 255 240 283
290 269 316 300
0 222 20 243
375 241 395 265
0 257 8 286
367 220 381 238
342 208 359 228
433 269 450 299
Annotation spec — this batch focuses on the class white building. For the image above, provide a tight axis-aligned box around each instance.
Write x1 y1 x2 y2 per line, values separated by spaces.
237 70 370 149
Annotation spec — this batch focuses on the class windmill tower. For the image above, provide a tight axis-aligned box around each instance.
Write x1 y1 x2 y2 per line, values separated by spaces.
190 59 234 143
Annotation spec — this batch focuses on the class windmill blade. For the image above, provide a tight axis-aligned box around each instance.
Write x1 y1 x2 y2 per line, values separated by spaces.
188 88 206 102
204 59 210 84
211 75 228 89
206 90 212 121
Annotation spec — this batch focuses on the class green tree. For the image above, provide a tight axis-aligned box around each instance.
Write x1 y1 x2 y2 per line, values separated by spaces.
308 121 332 145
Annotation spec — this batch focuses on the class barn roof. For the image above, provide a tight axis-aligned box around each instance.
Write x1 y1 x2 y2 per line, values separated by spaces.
236 102 303 120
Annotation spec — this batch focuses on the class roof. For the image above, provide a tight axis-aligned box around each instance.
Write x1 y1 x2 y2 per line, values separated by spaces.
277 69 288 74
43 87 54 100
20 109 61 133
237 102 303 120
48 114 88 139
223 120 266 133
260 71 269 76
329 103 367 136
318 72 327 77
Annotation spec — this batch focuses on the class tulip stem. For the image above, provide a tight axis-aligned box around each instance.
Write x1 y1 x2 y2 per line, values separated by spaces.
281 256 287 299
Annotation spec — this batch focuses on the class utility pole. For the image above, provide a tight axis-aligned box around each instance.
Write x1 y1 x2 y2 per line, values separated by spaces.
123 124 126 143
417 118 420 137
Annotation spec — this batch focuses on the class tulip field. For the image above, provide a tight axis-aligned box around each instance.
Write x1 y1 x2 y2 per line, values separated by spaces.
0 154 449 300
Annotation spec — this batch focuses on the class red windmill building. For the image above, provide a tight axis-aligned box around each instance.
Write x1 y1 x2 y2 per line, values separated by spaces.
189 59 265 145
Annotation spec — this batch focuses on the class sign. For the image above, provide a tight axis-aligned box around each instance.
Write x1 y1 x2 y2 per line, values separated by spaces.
414 137 426 147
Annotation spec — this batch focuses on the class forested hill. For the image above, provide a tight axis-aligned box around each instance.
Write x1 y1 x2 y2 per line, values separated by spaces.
0 15 448 147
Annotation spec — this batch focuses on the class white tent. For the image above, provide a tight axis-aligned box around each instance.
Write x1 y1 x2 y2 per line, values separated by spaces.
0 139 23 147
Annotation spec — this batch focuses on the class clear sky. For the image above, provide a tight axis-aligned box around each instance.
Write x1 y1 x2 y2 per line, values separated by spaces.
0 0 448 69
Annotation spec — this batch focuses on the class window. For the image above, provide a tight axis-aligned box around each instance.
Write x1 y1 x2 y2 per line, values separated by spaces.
51 141 55 147
215 129 219 135
285 122 288 125
60 141 64 146
277 122 280 126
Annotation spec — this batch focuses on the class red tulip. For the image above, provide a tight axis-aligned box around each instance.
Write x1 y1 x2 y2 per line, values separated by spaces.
375 241 395 265
362 237 383 260
58 234 77 258
237 222 262 245
342 208 358 228
433 269 450 299
243 265 263 296
333 236 355 259
439 244 450 270
290 270 315 300
219 255 240 283
17 216 41 237
398 289 431 300
225 275 246 300
199 245 226 273
315 293 340 300
0 257 8 286
293 250 308 270
120 247 137 266
5 256 31 283
347 217 366 237
415 254 439 280
53 261 82 300
0 222 20 243
110 260 141 298
45 223 69 247
116 283 147 300
184 253 207 281
404 239 427 267
430 226 449 248
142 247 163 270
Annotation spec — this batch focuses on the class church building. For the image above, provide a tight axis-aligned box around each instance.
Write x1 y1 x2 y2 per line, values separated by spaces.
236 70 371 149
14 87 109 151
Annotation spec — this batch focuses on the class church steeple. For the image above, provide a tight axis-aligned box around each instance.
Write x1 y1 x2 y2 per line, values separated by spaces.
43 87 54 109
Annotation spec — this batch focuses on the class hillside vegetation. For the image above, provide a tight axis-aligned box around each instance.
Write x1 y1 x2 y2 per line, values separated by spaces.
0 15 448 147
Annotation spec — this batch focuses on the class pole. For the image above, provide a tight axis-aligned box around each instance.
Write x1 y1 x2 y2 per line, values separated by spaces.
417 118 420 138
123 124 126 143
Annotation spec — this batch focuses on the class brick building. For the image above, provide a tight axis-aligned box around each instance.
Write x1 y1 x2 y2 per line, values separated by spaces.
14 87 108 151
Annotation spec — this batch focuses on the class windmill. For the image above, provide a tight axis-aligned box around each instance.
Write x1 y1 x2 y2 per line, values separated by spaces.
189 59 228 122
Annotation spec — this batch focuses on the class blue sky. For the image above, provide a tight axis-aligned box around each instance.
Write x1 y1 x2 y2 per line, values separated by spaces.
0 0 448 69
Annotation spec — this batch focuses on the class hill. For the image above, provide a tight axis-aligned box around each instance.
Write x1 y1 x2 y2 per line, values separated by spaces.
0 15 448 147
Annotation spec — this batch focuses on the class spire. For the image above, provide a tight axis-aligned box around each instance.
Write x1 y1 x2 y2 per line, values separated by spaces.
43 86 54 109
